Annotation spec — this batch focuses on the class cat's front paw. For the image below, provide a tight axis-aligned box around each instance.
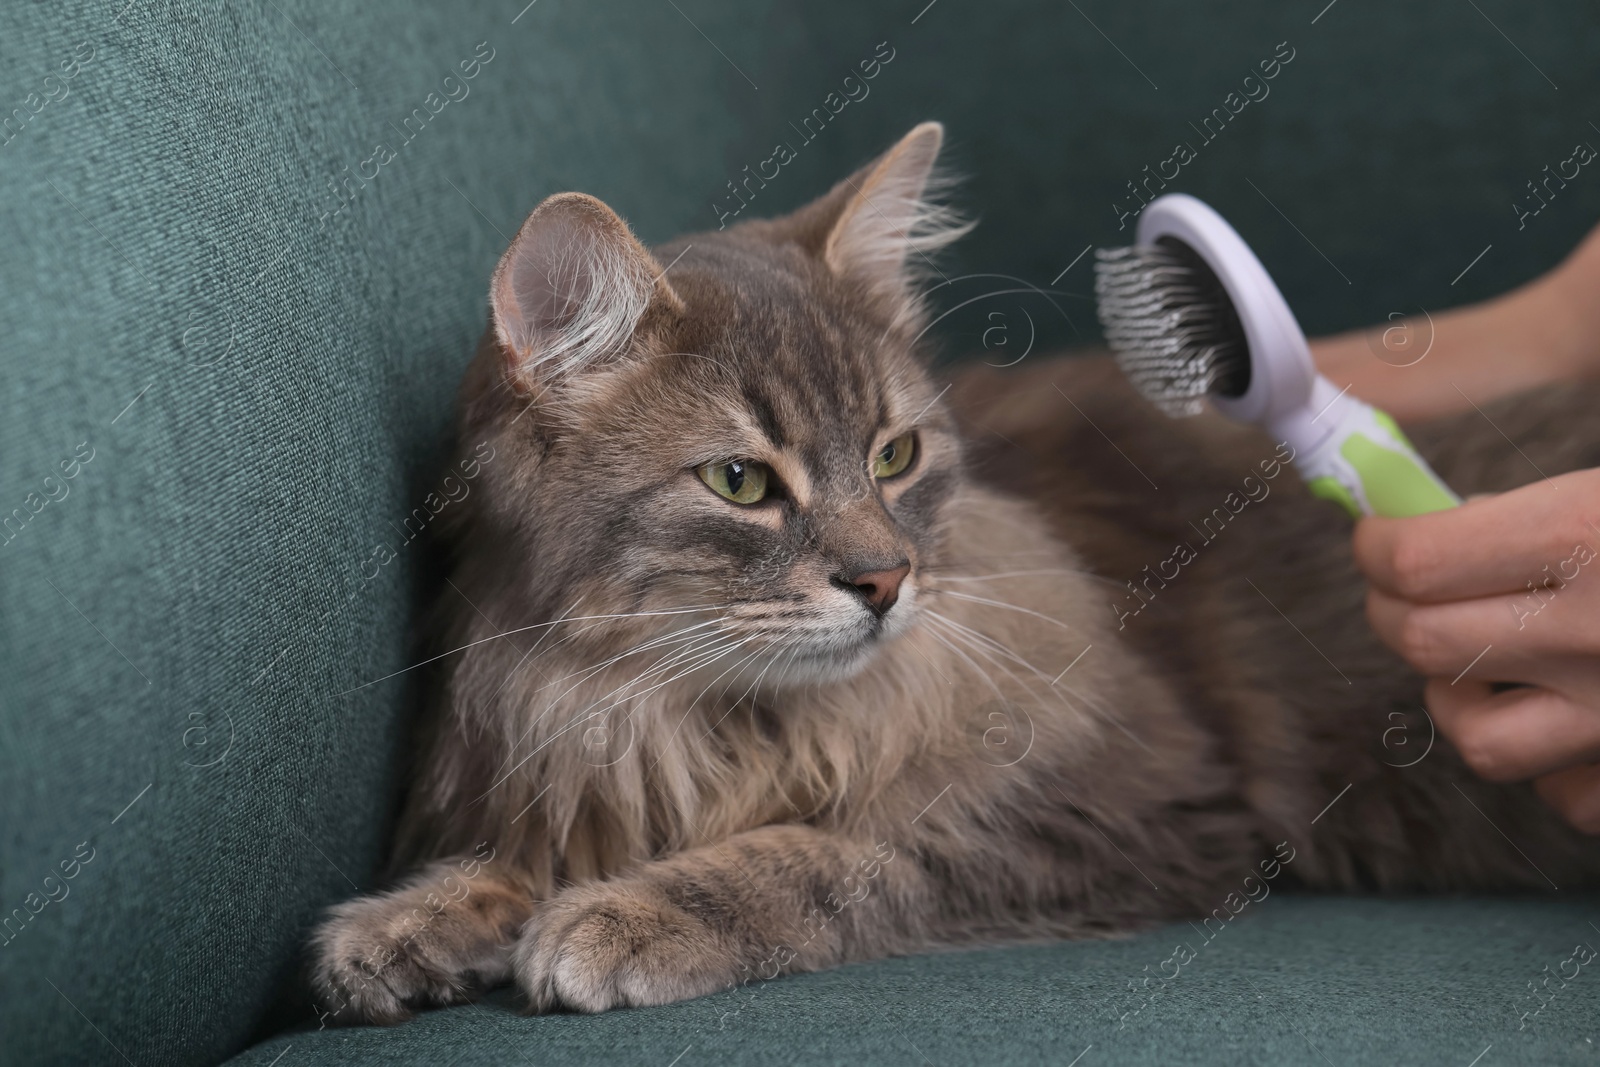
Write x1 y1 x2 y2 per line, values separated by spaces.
512 880 740 1013
311 890 517 1025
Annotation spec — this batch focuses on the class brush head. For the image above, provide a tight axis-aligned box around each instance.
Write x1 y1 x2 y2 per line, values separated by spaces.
1095 236 1251 417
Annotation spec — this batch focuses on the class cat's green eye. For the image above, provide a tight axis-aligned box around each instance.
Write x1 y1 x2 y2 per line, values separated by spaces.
697 459 770 504
872 433 916 479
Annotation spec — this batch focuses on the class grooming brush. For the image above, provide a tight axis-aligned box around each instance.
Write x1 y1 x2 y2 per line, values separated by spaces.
1094 193 1458 518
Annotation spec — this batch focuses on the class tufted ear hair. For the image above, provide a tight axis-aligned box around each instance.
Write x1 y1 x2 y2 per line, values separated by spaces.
490 193 683 390
777 122 971 316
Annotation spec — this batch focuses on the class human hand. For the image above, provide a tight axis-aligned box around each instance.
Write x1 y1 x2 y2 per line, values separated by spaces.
1353 468 1600 831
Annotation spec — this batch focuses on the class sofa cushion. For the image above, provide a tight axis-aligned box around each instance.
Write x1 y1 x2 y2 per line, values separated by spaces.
223 896 1600 1066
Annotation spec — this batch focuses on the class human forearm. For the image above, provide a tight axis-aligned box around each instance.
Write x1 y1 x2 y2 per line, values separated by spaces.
1311 223 1600 422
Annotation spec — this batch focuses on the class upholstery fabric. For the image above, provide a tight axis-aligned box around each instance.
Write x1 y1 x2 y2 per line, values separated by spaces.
223 896 1600 1067
1 1 1596 1064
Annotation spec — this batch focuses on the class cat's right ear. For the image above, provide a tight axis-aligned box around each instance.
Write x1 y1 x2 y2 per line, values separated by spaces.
490 193 683 391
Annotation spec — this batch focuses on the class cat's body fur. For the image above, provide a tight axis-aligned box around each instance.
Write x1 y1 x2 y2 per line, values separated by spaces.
310 124 1600 1024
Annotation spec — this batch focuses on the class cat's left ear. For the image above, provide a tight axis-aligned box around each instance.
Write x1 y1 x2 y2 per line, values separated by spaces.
490 192 684 391
797 121 970 314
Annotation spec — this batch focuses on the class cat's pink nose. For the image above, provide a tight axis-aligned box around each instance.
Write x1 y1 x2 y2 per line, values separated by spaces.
844 563 910 615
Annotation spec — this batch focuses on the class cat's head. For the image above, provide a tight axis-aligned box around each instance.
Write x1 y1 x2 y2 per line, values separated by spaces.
462 123 971 686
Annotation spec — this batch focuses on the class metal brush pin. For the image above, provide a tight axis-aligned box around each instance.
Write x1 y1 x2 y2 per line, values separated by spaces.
1093 194 1458 518
1095 242 1247 416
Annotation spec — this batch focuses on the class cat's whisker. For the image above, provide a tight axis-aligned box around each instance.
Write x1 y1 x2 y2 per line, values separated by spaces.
484 654 711 798
922 561 1126 593
626 635 754 698
922 612 1060 710
473 601 595 781
526 602 733 680
924 610 1054 686
925 617 1097 746
924 588 1076 632
475 597 588 714
773 639 810 690
499 633 732 767
490 624 738 785
926 549 1062 562
925 610 1153 757
572 632 761 773
646 642 771 767
718 635 793 726
535 617 731 692
924 567 1111 585
675 643 780 751
933 625 1043 702
1053 677 1156 757
920 623 1003 701
483 697 630 794
394 606 717 798
657 350 726 368
527 615 738 711
335 605 722 695
656 628 815 770
581 629 760 718
561 632 747 728
894 622 960 689
528 633 754 775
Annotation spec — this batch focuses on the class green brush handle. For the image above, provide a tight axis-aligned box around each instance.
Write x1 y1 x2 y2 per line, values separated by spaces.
1294 399 1459 518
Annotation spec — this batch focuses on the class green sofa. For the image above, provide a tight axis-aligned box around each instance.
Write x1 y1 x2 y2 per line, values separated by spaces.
3 1 1598 1064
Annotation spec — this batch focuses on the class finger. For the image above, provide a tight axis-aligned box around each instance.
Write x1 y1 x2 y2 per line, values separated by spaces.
1534 763 1600 835
1366 586 1600 679
1352 468 1600 602
1426 677 1600 782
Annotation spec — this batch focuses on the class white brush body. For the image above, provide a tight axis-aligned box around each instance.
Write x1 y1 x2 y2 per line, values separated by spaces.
1135 194 1358 464
1117 194 1458 518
